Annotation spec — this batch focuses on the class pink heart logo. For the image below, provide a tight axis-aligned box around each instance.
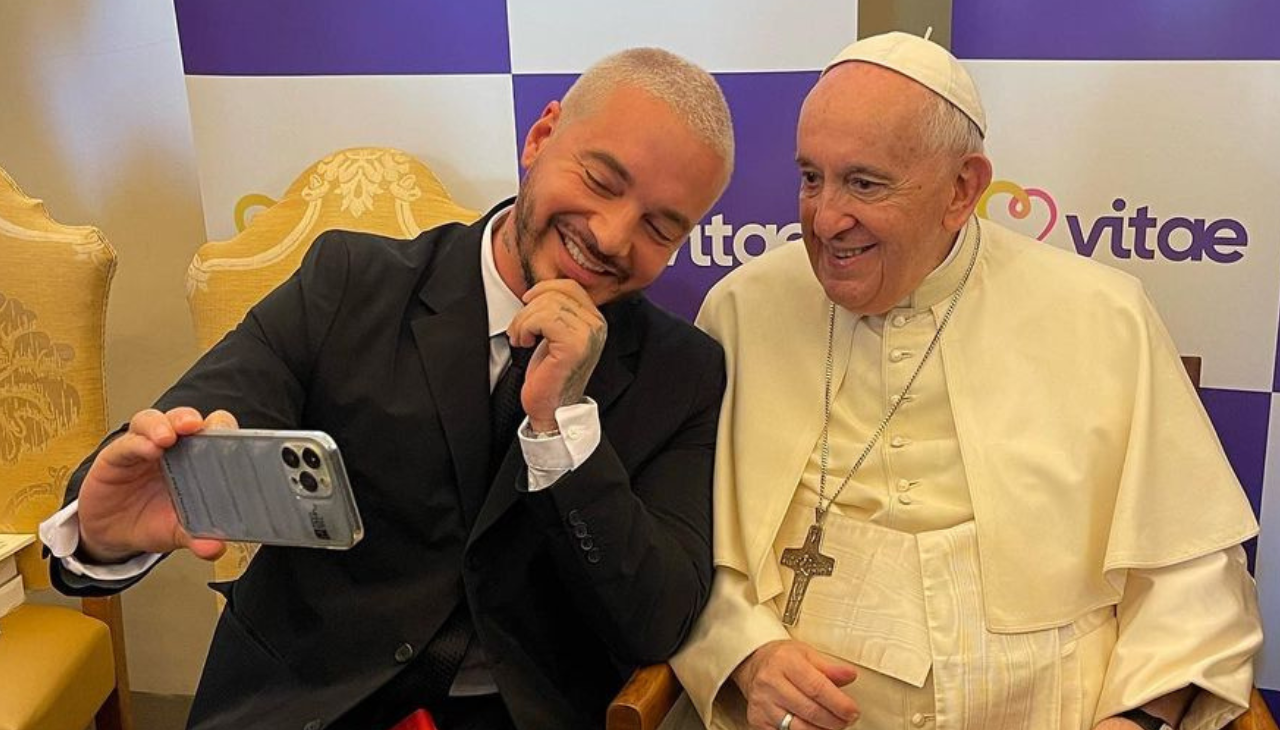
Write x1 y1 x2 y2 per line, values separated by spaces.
979 181 1059 241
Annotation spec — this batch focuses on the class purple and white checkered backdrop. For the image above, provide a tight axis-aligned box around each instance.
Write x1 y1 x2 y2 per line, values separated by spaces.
174 0 1280 705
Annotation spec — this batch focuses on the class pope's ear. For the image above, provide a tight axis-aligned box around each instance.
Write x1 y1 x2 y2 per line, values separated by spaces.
947 153 993 231
520 101 562 169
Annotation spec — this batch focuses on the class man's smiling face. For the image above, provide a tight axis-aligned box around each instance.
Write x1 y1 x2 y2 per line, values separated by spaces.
496 84 728 305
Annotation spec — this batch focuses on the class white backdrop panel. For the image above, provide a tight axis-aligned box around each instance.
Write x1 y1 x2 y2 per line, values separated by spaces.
1257 393 1280 687
968 61 1280 392
185 74 520 241
506 0 858 73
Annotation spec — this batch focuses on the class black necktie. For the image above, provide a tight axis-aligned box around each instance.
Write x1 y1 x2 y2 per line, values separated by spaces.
416 344 534 706
489 343 534 479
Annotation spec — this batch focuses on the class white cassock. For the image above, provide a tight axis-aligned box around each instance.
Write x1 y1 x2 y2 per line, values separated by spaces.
668 219 1262 730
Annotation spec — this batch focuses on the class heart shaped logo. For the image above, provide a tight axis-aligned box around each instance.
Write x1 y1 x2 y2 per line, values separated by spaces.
978 181 1059 241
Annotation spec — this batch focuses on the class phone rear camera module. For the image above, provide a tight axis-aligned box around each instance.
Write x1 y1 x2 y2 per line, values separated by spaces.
302 447 322 469
282 447 301 469
299 471 320 493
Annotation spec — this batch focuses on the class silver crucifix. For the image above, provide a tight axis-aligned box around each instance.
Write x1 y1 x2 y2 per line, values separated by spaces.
779 523 835 626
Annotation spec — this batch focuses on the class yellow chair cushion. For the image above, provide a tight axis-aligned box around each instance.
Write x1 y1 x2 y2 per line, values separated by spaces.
0 604 114 730
0 166 116 590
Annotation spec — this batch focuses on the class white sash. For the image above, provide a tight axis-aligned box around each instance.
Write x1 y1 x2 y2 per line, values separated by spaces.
773 503 1113 730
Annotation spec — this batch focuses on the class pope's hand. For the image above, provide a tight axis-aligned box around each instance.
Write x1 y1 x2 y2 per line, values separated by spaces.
507 279 607 432
77 407 236 564
733 639 860 729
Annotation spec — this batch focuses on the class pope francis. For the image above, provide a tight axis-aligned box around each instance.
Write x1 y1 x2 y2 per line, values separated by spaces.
666 32 1263 730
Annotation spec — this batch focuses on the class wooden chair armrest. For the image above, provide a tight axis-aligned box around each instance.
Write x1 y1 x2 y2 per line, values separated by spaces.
608 663 681 730
1228 689 1278 730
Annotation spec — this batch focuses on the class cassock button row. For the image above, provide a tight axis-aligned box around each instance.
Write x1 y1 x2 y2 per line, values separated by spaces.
574 523 589 538
394 643 415 664
567 509 584 526
587 549 602 564
580 537 594 551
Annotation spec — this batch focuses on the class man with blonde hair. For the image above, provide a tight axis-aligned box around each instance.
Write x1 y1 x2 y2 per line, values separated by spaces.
670 32 1261 730
43 47 734 730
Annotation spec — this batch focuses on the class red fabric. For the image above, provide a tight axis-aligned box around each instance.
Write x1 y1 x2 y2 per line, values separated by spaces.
391 709 438 730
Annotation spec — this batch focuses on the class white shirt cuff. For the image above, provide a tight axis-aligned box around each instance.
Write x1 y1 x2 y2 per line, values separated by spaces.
38 500 163 581
519 398 601 491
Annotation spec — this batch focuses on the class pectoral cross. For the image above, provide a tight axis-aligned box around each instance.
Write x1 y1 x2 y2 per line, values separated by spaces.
780 522 835 626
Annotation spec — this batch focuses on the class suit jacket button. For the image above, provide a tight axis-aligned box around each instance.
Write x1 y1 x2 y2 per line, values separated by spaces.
303 720 323 730
394 643 415 664
573 523 589 538
586 549 602 564
579 537 594 551
567 509 584 526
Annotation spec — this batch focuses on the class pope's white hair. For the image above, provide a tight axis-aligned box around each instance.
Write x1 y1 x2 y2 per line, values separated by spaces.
920 91 985 158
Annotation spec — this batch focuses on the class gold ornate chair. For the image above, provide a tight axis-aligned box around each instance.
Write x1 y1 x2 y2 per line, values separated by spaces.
185 147 479 584
0 166 131 729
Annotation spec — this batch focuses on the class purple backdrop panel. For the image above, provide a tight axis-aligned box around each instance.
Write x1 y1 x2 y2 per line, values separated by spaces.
512 71 819 321
510 74 571 151
1200 387 1270 570
953 0 1280 60
174 0 511 75
1266 689 1280 722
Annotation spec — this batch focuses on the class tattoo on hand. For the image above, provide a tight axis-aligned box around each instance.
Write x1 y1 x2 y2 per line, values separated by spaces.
560 325 605 406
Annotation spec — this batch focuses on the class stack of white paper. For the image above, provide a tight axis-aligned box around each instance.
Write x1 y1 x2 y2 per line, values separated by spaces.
0 533 36 622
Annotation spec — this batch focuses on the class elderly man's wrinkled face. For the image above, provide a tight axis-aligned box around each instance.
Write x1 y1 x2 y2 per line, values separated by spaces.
796 63 971 315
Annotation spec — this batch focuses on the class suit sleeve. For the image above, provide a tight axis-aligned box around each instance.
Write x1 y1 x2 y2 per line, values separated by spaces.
521 337 725 665
49 232 354 596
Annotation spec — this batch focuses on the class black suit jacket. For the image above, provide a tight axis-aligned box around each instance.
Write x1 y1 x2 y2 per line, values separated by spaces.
54 204 724 730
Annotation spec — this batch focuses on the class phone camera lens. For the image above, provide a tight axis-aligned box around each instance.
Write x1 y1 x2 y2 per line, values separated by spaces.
282 447 301 468
299 471 319 493
302 447 322 469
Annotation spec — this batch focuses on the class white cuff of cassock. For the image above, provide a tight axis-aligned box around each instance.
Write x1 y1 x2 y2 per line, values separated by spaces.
38 500 162 580
518 398 600 491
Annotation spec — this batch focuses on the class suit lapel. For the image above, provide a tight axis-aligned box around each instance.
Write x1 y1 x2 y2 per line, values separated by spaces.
584 297 640 411
469 296 642 543
410 214 496 528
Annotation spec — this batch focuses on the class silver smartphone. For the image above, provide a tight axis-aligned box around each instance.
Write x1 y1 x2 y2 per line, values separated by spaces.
161 429 363 549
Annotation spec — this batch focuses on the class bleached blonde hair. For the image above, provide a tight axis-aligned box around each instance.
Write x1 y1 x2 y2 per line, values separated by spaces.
560 47 735 176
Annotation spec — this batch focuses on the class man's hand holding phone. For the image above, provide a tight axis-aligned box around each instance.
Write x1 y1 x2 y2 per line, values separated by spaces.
78 407 235 564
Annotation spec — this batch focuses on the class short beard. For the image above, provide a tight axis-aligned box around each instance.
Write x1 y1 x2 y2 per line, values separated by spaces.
510 170 542 292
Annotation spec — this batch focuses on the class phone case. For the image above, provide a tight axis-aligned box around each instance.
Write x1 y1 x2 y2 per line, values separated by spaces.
161 429 364 549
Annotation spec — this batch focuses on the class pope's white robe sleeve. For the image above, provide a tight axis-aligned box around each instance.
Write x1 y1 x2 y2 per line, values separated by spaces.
1094 545 1261 730
670 566 792 726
